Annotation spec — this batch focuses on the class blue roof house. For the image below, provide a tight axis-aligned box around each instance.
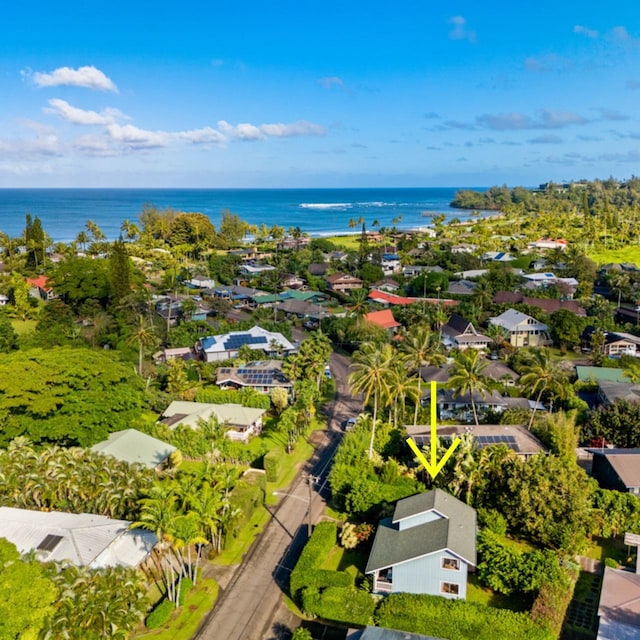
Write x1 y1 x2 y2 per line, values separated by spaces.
365 489 477 599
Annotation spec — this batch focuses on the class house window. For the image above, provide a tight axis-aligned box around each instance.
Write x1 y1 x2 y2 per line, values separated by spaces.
442 557 460 571
441 582 460 595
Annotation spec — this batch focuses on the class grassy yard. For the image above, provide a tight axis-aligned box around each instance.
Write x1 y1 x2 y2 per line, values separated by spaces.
325 234 361 250
586 245 640 266
466 574 532 612
583 536 630 565
136 578 219 640
210 504 272 565
320 545 368 580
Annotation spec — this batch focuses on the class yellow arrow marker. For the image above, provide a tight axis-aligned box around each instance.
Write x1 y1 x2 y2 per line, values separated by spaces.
407 380 461 480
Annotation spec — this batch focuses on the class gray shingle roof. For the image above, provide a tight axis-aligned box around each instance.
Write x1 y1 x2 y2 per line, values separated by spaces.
351 626 444 640
365 489 476 573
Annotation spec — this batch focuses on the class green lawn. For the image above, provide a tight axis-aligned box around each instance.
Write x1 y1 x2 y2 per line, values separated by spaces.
321 545 368 579
466 574 531 612
136 578 219 640
210 504 271 565
324 234 361 250
587 245 640 266
584 536 630 565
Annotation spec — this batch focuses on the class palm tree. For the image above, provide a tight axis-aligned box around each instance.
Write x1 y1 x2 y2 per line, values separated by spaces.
447 349 490 428
126 314 157 376
519 348 570 430
349 342 394 459
401 325 445 425
388 359 421 428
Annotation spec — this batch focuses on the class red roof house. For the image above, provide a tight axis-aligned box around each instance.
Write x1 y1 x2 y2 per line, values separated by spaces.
365 309 401 332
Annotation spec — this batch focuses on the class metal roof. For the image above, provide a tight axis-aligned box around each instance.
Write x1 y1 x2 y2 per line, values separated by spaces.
0 506 156 568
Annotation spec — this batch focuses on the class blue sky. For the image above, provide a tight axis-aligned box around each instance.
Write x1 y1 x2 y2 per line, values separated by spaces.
2 1 640 188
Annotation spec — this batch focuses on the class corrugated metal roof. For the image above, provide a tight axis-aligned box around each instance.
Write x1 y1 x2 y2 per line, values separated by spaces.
92 428 176 469
0 507 156 568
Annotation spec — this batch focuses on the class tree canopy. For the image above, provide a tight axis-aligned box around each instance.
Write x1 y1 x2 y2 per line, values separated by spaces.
0 347 147 447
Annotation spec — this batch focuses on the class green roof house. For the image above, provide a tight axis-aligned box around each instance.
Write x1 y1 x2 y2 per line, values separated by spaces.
365 489 477 599
91 429 176 470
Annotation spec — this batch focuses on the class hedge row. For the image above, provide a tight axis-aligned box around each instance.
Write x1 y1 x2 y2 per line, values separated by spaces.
531 567 578 637
264 447 286 482
289 521 339 599
229 475 266 533
374 593 554 640
145 600 174 629
302 586 375 626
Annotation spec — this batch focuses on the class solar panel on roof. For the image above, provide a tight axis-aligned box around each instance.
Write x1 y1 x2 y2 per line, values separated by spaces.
37 534 63 552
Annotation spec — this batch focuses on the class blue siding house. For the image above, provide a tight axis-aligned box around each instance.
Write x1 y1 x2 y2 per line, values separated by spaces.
365 489 477 599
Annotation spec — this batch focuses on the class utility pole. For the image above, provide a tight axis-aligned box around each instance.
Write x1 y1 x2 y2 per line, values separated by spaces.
306 474 318 537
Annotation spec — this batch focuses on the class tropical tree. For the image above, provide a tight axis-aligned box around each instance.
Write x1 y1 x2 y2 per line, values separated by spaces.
519 348 570 430
401 325 445 424
349 342 394 459
126 314 158 376
447 349 490 428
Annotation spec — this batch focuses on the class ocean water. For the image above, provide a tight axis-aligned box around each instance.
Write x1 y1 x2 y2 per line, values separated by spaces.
0 187 485 243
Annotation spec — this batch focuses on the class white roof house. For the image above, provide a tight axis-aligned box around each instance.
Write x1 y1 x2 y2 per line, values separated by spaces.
91 428 176 470
160 401 267 442
0 506 156 568
196 325 295 362
489 309 552 348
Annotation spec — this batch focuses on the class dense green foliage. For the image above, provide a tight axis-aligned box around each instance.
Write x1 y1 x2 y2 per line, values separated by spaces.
145 600 174 629
229 473 266 531
301 586 375 626
374 593 554 640
329 424 423 519
0 347 146 447
264 447 285 482
530 568 578 638
45 564 147 640
0 538 57 640
195 386 271 410
586 399 640 448
289 521 340 599
477 529 563 595
0 441 153 520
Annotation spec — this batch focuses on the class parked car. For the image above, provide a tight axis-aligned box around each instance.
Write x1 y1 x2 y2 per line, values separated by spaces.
324 365 332 379
344 417 357 431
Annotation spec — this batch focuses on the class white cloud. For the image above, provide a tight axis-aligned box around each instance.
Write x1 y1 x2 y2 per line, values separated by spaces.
611 26 640 47
319 76 347 90
218 119 326 140
106 124 168 149
44 98 127 125
260 120 326 137
448 16 476 43
529 134 563 144
475 109 587 130
29 65 118 91
596 108 629 121
574 25 599 39
176 127 226 144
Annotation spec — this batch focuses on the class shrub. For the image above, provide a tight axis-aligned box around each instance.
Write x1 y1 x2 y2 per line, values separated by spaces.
177 576 193 607
531 567 577 637
264 447 285 482
478 508 507 536
301 586 375 626
604 557 619 568
375 593 553 640
229 476 265 532
145 599 174 629
290 522 338 599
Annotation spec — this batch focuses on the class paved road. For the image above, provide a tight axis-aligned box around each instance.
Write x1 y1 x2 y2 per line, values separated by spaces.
193 348 362 640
